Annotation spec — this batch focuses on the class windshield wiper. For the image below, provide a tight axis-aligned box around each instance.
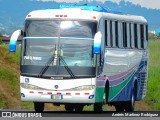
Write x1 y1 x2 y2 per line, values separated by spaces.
38 48 56 78
59 56 76 79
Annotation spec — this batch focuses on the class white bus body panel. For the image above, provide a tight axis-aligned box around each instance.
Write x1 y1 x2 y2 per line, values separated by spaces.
20 76 96 103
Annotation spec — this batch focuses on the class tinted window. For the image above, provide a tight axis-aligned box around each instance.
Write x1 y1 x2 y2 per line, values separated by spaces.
134 24 138 48
123 22 127 47
25 20 97 38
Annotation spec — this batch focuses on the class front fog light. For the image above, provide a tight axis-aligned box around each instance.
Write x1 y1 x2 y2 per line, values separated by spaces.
89 95 94 99
21 93 25 98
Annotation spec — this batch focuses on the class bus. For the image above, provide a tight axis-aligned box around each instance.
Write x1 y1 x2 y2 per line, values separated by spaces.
9 5 148 112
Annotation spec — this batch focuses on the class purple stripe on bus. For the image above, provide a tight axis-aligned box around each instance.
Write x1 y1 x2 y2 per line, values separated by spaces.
96 80 106 86
97 65 136 86
97 65 136 81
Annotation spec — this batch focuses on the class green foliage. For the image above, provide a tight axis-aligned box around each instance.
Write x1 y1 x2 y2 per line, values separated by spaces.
0 44 20 109
0 100 5 108
0 38 2 45
148 32 160 40
144 40 160 110
0 45 20 64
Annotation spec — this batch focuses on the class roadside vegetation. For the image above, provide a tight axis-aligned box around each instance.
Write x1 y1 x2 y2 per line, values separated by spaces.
0 38 160 111
0 45 20 109
144 40 160 110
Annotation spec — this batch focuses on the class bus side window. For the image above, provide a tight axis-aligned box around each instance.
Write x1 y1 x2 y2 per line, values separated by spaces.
115 21 118 47
137 24 141 49
146 25 148 41
131 23 135 48
118 22 123 48
134 24 138 48
107 20 111 47
143 24 148 49
105 20 108 47
105 20 110 47
112 21 116 47
110 21 113 47
127 23 131 48
122 22 127 48
105 20 113 47
140 24 144 49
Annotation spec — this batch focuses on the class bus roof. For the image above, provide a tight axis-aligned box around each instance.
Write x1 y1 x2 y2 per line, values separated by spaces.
26 5 147 23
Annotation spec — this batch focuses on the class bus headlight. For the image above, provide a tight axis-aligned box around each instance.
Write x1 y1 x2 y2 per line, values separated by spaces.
69 85 95 91
20 83 46 90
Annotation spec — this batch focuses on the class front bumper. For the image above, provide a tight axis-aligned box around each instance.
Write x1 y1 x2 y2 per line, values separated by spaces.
20 88 95 103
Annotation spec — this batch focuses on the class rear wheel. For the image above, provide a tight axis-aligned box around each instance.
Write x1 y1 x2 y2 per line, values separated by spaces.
115 105 125 111
105 81 109 104
94 103 103 112
34 102 44 113
125 87 136 111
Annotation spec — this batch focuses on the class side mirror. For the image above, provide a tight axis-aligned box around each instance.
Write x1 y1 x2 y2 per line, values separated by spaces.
9 29 22 52
93 31 102 54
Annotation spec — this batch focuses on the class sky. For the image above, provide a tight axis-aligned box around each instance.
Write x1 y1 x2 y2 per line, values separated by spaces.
35 0 160 9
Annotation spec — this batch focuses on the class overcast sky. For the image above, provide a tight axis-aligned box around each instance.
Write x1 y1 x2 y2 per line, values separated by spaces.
36 0 160 9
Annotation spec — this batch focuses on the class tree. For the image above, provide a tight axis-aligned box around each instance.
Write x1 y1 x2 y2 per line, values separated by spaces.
0 32 3 45
158 34 160 39
0 38 2 45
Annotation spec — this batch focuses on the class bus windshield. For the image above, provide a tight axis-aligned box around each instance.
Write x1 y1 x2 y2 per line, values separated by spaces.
21 20 97 78
25 20 97 38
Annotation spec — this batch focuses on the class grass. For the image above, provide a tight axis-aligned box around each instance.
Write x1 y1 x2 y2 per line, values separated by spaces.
144 40 160 110
1 45 20 64
0 100 5 108
0 40 160 110
0 44 21 109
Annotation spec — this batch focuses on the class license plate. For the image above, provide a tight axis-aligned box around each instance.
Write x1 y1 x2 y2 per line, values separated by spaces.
51 95 62 100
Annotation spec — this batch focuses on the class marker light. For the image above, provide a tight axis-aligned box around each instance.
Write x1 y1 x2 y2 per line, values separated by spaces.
93 16 96 19
55 15 59 17
28 15 31 17
55 15 68 18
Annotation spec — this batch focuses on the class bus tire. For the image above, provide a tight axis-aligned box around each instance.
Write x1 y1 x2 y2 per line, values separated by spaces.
75 105 84 112
115 105 125 111
94 103 103 112
105 81 109 104
65 104 74 111
125 85 136 111
34 102 44 113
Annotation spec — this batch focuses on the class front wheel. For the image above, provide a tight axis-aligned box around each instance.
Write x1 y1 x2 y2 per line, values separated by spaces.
34 102 44 113
75 105 84 112
94 103 103 112
65 104 74 111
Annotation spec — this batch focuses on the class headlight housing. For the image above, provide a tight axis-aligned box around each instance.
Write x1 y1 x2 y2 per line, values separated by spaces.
67 85 95 91
21 83 95 91
21 83 46 90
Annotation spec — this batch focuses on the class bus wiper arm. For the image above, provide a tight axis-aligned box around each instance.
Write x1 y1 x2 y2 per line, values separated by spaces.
38 49 55 77
59 56 76 79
